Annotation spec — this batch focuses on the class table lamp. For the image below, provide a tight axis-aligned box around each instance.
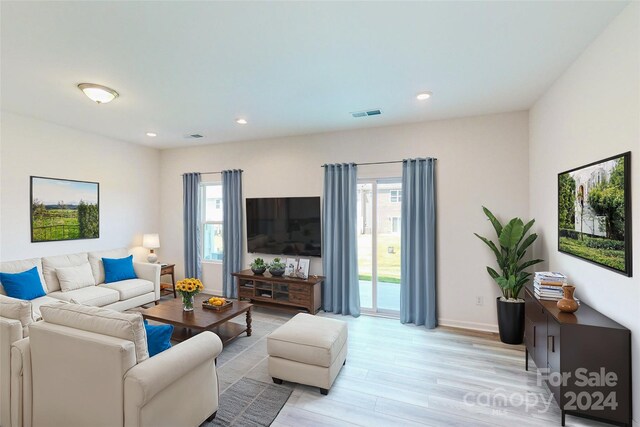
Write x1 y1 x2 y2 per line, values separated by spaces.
142 233 160 263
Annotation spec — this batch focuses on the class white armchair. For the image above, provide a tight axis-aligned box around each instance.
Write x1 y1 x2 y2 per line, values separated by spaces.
26 303 222 427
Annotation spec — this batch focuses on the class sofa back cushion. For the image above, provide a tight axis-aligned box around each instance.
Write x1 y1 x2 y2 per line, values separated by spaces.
88 248 128 285
42 253 90 293
0 267 47 301
56 263 95 292
0 258 46 295
40 302 149 363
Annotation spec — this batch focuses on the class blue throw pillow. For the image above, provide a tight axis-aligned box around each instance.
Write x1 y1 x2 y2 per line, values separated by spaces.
102 255 137 283
143 319 173 357
0 266 46 300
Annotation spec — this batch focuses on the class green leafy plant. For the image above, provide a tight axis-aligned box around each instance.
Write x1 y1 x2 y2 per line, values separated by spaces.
250 258 266 269
474 207 543 300
269 257 286 270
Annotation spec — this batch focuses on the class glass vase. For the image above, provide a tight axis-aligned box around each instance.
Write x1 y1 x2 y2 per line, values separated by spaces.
182 294 195 312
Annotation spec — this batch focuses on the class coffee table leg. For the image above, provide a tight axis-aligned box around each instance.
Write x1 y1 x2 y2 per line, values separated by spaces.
246 308 252 337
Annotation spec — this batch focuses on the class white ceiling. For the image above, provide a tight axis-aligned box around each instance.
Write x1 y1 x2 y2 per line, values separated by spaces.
1 1 628 149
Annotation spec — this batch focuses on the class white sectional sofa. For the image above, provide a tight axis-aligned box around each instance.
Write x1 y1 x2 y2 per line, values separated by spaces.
0 248 161 427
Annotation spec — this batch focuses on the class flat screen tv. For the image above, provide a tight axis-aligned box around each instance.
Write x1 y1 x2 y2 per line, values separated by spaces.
558 152 632 276
246 197 321 257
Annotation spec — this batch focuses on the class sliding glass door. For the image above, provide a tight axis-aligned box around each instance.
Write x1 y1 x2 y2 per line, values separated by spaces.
357 179 401 315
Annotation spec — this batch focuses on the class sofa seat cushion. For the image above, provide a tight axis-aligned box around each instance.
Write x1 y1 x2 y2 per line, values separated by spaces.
48 286 119 307
98 279 154 300
31 296 67 321
39 302 149 363
267 313 348 367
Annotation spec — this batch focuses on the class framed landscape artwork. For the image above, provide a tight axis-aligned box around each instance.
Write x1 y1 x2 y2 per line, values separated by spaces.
558 152 631 276
30 176 99 242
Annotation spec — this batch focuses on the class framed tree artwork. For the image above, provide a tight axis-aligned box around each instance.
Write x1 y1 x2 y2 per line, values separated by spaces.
30 176 100 242
558 152 631 276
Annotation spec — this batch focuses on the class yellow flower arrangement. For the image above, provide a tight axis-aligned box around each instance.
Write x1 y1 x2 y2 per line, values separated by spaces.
176 278 204 311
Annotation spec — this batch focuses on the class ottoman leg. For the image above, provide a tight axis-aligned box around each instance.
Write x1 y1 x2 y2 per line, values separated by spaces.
343 359 346 366
206 412 217 422
272 378 283 385
320 388 329 395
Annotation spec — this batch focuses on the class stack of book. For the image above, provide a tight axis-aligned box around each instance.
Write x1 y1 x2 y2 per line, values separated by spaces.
533 272 567 301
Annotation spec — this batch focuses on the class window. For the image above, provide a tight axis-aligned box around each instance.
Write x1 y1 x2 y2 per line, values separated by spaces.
390 189 402 203
391 216 400 233
201 183 223 261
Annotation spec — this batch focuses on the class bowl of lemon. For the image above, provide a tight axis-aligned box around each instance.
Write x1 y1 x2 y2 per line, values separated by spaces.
202 296 232 311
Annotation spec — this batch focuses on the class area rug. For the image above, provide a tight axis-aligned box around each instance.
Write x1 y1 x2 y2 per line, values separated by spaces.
206 378 293 426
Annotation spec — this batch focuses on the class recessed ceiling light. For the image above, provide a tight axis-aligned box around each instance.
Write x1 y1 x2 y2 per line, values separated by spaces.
78 83 119 104
416 92 432 101
146 132 157 137
236 118 248 125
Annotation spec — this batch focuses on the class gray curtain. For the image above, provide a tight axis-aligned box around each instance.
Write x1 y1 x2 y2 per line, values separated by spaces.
322 163 360 317
183 172 201 279
222 169 243 298
400 158 437 328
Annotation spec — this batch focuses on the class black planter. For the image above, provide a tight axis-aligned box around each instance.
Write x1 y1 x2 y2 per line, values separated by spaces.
269 268 285 277
269 268 284 277
251 266 266 275
496 297 525 344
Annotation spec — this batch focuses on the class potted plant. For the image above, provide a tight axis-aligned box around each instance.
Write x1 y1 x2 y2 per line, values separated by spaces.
474 207 543 344
250 258 267 275
268 258 286 277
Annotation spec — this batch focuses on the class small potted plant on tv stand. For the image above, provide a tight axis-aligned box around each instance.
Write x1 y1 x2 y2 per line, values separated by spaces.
474 207 543 344
268 258 286 277
250 258 267 275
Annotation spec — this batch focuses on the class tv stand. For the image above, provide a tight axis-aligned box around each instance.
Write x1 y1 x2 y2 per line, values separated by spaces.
232 269 324 314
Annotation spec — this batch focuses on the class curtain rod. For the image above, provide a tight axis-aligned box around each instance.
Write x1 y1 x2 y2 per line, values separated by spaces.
320 158 437 167
181 170 243 176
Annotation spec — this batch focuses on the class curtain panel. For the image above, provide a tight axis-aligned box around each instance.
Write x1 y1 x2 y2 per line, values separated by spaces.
183 172 202 279
400 158 437 328
322 163 360 317
222 169 243 298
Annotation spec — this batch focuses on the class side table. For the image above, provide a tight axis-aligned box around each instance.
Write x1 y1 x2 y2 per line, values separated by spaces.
160 264 176 298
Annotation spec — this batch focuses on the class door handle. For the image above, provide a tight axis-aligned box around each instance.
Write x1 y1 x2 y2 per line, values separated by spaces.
548 335 555 353
533 326 536 347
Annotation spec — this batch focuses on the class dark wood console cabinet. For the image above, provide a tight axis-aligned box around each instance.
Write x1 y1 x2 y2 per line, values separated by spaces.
232 269 324 314
524 284 631 426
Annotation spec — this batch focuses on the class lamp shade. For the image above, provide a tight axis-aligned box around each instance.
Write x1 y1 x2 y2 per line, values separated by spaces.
142 233 160 249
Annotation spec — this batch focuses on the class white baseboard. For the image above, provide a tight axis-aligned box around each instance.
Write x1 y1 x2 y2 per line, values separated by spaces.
438 318 499 333
203 287 223 296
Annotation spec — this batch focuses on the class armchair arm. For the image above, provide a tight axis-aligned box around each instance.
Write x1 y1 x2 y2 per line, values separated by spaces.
124 332 222 427
1 318 23 427
124 331 222 405
133 262 161 300
11 338 32 427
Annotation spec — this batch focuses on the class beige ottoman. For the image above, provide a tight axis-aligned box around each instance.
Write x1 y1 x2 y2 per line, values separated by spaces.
267 313 347 395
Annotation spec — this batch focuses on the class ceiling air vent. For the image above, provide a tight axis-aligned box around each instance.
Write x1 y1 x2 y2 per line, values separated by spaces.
185 134 204 139
351 109 382 118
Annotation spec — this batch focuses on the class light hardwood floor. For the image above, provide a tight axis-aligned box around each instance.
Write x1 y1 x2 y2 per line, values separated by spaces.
257 310 612 427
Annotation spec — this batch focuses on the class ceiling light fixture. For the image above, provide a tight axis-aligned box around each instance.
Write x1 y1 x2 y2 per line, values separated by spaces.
77 83 119 104
146 132 157 137
236 118 248 125
416 91 432 101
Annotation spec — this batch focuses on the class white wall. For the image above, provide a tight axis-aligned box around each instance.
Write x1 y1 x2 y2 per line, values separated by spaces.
160 111 530 332
0 112 160 261
529 3 639 425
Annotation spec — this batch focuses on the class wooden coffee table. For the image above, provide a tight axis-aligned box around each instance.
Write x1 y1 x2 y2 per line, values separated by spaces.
139 295 253 345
